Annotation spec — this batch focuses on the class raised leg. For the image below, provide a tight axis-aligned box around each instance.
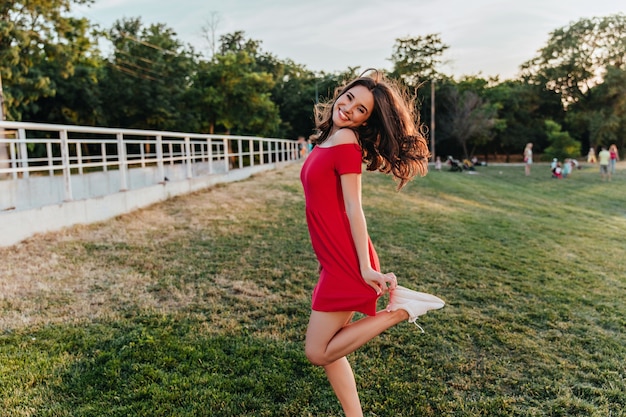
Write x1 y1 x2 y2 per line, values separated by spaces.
305 309 408 367
305 309 407 416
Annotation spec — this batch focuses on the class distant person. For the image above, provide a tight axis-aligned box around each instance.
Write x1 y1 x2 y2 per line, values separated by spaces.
587 147 597 164
435 156 442 171
550 158 558 171
552 162 562 179
297 136 307 158
523 143 533 176
609 144 619 175
308 134 317 153
598 146 611 181
300 69 445 417
562 158 572 178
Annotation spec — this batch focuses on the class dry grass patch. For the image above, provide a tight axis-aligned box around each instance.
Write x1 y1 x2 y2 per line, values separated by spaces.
0 164 303 331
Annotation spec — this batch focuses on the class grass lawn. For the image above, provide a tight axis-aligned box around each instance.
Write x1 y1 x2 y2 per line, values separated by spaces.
1 161 625 416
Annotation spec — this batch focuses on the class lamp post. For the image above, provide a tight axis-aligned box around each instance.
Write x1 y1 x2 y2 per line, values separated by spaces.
315 79 319 104
430 79 436 162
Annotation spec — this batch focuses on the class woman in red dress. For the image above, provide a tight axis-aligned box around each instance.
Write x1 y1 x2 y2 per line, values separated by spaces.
300 70 445 416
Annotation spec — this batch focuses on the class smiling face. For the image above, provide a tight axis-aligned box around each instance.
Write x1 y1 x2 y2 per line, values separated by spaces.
332 85 374 130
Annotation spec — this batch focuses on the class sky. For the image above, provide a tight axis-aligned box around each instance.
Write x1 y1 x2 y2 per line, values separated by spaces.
73 0 625 80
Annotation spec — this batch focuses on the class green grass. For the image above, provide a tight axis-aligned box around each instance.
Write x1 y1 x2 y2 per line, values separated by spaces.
1 162 625 416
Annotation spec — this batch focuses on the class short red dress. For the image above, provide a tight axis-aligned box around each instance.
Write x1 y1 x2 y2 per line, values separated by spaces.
300 143 381 316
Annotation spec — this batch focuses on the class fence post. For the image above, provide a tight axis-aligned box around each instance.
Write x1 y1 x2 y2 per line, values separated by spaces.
17 128 29 178
156 135 165 183
59 129 73 201
47 142 54 176
140 140 146 168
76 139 84 175
117 132 128 191
101 142 108 172
223 139 229 172
8 134 16 179
237 139 243 169
250 139 254 167
184 136 192 179
208 137 213 174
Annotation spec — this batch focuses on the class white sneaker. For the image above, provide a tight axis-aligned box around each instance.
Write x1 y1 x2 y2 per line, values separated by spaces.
386 286 445 332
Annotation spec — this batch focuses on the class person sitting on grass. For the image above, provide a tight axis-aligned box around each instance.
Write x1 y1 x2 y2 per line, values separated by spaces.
552 162 563 179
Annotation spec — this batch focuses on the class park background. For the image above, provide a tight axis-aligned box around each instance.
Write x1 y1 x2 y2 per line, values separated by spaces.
1 3 625 163
1 1 626 416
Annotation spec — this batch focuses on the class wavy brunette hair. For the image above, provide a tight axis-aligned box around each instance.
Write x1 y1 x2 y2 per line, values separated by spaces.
313 69 430 189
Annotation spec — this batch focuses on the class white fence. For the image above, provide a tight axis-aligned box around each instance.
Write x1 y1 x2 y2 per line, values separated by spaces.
0 121 301 246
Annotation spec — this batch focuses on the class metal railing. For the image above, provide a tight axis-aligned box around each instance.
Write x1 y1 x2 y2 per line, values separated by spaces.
0 121 300 206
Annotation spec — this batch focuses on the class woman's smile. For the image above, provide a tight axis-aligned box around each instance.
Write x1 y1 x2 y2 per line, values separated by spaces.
332 85 374 128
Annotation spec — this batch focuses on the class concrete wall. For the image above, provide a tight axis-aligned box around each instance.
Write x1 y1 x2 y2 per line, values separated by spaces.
0 160 225 212
0 162 289 247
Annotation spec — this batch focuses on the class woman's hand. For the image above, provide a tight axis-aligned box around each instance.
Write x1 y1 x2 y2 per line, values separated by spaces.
362 268 397 295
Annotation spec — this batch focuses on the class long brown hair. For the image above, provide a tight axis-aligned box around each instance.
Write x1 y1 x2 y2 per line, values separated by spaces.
314 69 430 189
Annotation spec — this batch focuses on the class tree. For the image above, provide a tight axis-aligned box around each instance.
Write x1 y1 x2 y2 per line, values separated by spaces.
390 34 449 86
200 11 221 59
0 0 98 120
265 60 318 139
188 49 279 136
439 79 499 159
218 31 262 56
485 81 534 159
522 14 626 155
21 56 105 126
99 18 197 131
543 120 581 161
485 80 564 160
565 66 626 153
521 14 626 106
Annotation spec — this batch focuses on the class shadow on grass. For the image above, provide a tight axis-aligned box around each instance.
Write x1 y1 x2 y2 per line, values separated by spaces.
6 314 337 417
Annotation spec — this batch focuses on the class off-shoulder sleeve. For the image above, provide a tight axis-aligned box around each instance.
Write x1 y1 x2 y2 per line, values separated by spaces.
334 144 363 175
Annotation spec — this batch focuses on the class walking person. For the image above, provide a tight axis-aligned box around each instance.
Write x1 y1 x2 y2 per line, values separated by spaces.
609 144 619 175
523 143 533 176
300 69 445 417
598 146 611 181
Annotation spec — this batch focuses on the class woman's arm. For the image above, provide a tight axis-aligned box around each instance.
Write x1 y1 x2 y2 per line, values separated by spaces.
340 173 368 271
341 173 395 294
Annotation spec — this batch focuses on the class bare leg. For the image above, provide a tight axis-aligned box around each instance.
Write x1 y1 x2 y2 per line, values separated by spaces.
305 309 408 366
324 357 362 417
305 309 408 415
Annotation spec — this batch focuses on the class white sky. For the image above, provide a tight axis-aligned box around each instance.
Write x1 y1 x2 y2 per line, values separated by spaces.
74 0 625 80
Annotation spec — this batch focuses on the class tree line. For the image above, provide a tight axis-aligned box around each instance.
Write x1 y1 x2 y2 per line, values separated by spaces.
1 1 625 161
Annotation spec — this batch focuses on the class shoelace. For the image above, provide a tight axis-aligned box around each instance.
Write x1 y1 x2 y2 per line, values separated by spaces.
407 317 425 333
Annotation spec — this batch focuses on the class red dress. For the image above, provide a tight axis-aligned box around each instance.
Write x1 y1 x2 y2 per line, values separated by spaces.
300 144 381 316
